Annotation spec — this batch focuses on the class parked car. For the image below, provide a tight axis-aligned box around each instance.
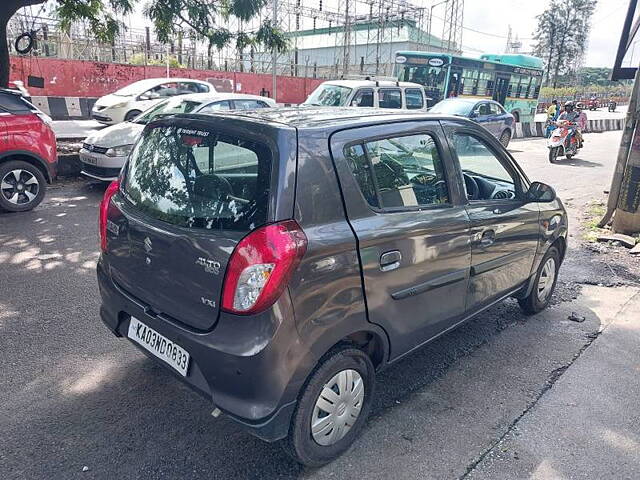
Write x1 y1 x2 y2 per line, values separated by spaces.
91 78 215 125
81 92 275 181
429 98 515 147
0 89 56 212
97 107 567 466
304 79 428 110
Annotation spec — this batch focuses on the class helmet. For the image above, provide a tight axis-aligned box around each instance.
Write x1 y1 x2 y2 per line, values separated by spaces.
564 101 574 111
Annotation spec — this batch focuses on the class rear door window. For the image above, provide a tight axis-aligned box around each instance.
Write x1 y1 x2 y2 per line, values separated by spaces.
123 125 271 231
234 99 268 110
345 133 449 209
378 89 402 109
405 88 424 109
351 89 374 107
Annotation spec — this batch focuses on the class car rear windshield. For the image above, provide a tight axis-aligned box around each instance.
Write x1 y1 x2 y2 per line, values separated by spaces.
122 124 271 231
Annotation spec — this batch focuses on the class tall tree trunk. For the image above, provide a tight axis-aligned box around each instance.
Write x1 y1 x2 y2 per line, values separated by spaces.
1 0 46 87
0 15 11 87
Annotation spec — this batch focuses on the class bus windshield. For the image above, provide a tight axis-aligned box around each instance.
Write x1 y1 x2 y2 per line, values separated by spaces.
397 62 447 106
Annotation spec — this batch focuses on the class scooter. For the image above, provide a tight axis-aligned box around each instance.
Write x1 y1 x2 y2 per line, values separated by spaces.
548 120 581 162
608 100 617 112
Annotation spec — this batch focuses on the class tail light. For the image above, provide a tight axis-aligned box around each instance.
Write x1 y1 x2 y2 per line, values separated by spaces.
99 180 120 252
221 220 307 315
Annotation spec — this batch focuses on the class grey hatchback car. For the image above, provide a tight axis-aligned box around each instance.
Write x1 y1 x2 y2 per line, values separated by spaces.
97 108 567 466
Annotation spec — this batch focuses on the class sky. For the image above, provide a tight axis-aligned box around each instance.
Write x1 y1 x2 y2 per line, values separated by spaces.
454 0 628 68
26 0 630 69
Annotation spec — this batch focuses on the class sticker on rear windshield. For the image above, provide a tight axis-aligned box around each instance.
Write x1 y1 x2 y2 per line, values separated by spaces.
177 128 210 137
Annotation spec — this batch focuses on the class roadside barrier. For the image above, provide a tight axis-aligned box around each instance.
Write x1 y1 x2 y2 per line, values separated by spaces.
30 96 98 120
512 118 624 139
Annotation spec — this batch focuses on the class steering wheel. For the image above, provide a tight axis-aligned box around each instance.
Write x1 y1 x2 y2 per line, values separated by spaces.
463 173 480 200
193 174 234 201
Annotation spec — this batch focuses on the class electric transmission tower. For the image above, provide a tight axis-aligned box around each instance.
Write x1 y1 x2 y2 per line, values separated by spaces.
441 0 464 53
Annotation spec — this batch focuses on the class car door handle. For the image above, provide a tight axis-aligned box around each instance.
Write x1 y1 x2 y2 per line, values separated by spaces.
380 250 402 272
479 230 495 247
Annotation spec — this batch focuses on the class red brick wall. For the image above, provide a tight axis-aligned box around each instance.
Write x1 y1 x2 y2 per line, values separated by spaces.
10 56 323 104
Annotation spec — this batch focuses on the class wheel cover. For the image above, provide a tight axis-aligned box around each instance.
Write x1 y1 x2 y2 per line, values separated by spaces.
311 369 364 446
1 169 39 205
537 257 556 302
500 132 509 146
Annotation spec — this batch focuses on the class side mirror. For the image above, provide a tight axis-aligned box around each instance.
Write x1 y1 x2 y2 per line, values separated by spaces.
527 181 557 203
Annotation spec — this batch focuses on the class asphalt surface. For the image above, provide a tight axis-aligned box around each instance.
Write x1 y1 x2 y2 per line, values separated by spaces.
1 130 638 479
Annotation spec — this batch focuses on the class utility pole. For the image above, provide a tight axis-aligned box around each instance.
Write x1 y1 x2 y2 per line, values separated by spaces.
598 69 640 233
599 65 640 232
342 0 351 76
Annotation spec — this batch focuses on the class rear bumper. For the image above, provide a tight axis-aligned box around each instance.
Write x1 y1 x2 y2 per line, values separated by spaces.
96 258 313 441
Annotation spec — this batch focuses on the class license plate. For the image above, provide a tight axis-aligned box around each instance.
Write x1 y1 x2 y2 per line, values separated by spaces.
81 154 98 165
127 317 190 376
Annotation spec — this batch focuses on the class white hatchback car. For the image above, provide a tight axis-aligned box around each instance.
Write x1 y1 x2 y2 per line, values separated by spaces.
303 79 428 110
80 92 276 181
91 78 215 124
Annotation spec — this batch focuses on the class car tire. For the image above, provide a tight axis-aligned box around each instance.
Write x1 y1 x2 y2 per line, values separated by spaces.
124 110 142 122
0 160 47 212
499 130 511 148
282 346 375 467
518 246 560 315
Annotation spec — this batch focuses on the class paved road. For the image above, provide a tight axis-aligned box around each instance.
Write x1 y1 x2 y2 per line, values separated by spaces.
1 131 638 479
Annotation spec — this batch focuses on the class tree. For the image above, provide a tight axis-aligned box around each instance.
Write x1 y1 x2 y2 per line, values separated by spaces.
1 0 134 87
532 0 597 88
0 0 287 88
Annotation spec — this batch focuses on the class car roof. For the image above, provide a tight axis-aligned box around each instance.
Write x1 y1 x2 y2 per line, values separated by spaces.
126 78 212 89
438 98 481 104
170 92 274 103
319 80 424 89
178 106 471 130
0 88 22 96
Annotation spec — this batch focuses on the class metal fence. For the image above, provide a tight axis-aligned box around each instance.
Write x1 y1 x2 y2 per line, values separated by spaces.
7 13 394 80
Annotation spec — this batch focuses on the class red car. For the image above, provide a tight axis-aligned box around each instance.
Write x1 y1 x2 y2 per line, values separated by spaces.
0 88 57 212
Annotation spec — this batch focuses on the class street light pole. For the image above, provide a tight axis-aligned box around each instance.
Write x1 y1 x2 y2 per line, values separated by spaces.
272 0 278 102
428 0 449 51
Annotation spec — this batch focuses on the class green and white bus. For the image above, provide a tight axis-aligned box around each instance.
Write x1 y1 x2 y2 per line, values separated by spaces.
394 51 544 123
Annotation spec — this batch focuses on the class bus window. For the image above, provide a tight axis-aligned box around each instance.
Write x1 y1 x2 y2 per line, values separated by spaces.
528 77 539 99
462 68 479 95
478 71 493 97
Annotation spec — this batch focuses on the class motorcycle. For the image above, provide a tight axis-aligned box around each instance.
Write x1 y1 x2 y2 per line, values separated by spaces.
588 98 599 111
608 100 617 112
548 120 581 162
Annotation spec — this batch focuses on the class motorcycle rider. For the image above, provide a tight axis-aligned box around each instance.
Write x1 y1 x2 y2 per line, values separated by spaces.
545 99 559 137
557 101 580 146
